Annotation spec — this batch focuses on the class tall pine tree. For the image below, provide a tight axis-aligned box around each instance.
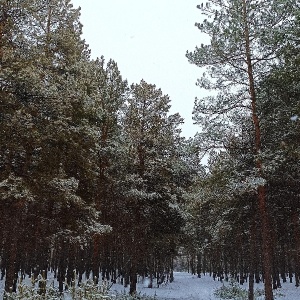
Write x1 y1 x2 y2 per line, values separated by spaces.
186 1 298 299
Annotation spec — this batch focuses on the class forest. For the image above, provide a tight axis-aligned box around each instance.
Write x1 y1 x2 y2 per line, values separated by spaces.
0 1 299 300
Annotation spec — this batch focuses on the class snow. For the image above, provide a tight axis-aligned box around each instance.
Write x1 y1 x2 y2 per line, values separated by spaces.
109 272 300 299
125 272 222 299
1 272 299 299
290 115 298 121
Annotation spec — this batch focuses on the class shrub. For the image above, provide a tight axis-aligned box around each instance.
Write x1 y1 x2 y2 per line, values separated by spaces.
3 273 157 300
213 278 264 300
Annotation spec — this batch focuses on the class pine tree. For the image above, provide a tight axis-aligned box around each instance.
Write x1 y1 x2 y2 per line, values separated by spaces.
81 57 128 284
257 45 300 287
0 0 110 291
119 80 186 294
186 1 298 299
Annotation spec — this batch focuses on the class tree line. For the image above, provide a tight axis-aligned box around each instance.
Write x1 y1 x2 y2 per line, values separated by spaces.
0 0 197 295
185 1 300 300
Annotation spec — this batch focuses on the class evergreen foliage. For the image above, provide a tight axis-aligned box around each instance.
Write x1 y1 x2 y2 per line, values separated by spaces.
184 1 300 300
0 0 192 296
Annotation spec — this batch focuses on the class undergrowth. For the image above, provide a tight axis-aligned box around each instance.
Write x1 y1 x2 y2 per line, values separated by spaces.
3 273 157 300
213 278 285 300
213 279 264 300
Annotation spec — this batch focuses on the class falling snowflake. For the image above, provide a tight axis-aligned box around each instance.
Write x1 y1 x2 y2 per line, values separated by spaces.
290 115 298 121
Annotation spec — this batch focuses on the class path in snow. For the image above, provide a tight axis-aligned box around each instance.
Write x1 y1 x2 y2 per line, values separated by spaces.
111 272 226 300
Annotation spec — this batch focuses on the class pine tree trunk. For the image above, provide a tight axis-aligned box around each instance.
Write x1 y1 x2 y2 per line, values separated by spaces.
0 3 9 63
248 216 256 300
242 1 273 298
129 266 137 295
257 187 273 300
197 253 202 278
0 20 3 62
271 226 281 289
58 246 66 294
279 243 286 283
5 236 18 293
292 210 300 287
92 235 100 284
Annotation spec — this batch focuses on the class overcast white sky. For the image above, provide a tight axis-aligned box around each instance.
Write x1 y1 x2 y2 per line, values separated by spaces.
71 0 209 137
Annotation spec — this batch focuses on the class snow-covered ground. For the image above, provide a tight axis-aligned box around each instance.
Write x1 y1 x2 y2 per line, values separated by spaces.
110 272 300 300
111 272 222 299
1 272 299 299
